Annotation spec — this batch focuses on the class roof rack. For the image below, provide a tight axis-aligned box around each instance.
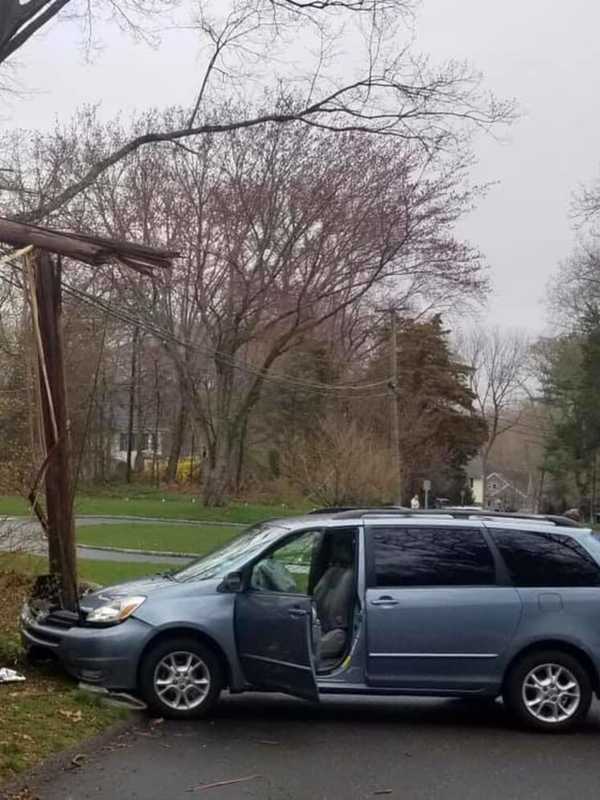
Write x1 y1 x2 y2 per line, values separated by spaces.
311 507 582 528
367 509 582 528
309 505 410 516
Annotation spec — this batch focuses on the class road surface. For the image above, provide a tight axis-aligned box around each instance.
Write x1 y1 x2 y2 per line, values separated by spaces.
0 517 196 564
17 693 600 800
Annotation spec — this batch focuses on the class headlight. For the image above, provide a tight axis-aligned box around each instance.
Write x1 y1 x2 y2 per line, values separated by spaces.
86 596 146 626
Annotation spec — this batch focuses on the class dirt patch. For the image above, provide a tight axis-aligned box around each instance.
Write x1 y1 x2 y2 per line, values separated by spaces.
0 572 31 635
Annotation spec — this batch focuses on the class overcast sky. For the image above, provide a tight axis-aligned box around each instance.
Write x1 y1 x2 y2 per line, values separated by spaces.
5 0 600 333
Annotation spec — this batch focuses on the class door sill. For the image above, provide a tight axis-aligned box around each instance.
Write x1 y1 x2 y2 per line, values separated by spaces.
317 682 496 697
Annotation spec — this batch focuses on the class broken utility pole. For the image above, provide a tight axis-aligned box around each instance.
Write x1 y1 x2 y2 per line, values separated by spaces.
28 251 78 610
0 216 176 611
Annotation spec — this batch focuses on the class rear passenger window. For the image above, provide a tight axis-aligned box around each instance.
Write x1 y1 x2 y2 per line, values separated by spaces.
368 527 495 588
490 529 600 588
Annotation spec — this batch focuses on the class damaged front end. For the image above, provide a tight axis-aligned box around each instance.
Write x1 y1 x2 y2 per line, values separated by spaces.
21 574 151 697
20 573 100 661
25 573 99 621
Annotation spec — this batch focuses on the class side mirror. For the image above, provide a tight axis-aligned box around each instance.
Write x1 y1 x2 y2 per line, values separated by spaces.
218 571 243 593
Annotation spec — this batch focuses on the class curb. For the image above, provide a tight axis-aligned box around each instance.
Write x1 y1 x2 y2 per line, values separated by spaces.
0 715 143 800
78 544 198 559
5 515 247 528
77 515 246 528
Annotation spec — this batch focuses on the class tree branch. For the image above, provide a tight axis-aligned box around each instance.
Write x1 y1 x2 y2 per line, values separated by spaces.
0 0 72 66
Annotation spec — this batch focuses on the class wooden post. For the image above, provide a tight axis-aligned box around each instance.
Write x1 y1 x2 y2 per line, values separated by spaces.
389 310 403 505
32 252 78 611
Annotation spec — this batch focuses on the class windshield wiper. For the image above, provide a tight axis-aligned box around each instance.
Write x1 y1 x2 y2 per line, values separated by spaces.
157 570 177 580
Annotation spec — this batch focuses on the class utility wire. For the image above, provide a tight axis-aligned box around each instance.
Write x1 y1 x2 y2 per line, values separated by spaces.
0 264 394 400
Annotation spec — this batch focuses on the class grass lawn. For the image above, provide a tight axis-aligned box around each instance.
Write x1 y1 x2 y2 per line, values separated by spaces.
0 672 127 785
0 489 311 524
0 553 176 588
0 553 181 786
77 523 238 555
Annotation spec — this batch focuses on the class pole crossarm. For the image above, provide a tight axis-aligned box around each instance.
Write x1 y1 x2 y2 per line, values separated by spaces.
0 218 177 274
0 244 34 266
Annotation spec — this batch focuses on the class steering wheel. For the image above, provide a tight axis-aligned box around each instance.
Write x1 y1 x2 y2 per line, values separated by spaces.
252 558 297 592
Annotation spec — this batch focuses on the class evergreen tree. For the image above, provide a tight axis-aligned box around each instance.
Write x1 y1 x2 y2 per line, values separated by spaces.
540 307 600 508
364 315 487 502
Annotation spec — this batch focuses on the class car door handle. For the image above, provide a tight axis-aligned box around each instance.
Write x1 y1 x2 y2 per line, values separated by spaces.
370 596 399 607
289 607 309 618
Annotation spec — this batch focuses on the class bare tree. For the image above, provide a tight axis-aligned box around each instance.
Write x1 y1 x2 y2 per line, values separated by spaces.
281 413 397 506
548 242 600 328
458 327 530 507
0 1 178 66
20 108 487 504
573 175 600 226
547 170 600 330
1 1 513 223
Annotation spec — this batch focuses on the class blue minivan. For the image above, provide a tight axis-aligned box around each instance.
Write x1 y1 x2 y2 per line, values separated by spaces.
22 510 600 732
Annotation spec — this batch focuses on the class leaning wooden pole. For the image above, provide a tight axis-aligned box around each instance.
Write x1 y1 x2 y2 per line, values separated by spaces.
31 251 79 611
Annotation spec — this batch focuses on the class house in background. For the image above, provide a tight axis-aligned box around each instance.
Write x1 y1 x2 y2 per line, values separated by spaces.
486 471 529 511
109 411 206 480
108 408 165 475
111 430 163 467
465 457 530 511
466 456 484 505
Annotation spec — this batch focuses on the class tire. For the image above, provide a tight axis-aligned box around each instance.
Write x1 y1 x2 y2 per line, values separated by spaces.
503 649 592 733
139 636 224 720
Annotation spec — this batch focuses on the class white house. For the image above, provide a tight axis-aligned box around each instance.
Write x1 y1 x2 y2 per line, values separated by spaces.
110 431 163 466
466 456 484 505
465 457 529 511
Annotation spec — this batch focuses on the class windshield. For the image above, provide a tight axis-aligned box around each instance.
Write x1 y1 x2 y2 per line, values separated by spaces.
172 523 288 582
589 532 600 559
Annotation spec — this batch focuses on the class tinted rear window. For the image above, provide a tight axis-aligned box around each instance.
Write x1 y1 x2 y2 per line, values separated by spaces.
369 526 496 587
490 528 600 588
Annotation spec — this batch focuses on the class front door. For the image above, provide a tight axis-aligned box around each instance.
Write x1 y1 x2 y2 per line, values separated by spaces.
234 529 322 702
365 523 522 691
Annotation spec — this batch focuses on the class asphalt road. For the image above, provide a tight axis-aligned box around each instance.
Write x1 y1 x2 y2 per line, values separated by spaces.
0 517 197 564
21 693 600 800
76 547 191 565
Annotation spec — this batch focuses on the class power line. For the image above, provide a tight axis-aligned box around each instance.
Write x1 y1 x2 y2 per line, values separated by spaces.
0 264 394 399
60 282 394 396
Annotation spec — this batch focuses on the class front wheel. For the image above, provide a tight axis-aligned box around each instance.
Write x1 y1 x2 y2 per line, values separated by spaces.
503 650 592 732
140 637 224 720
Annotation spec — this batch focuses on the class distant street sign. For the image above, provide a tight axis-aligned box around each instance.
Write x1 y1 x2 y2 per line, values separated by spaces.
423 479 431 510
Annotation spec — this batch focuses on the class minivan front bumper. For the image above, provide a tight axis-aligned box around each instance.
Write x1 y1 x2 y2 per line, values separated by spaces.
21 609 150 690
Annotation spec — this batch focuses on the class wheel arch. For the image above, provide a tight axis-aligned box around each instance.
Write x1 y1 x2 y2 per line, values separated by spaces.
137 625 232 689
504 639 600 694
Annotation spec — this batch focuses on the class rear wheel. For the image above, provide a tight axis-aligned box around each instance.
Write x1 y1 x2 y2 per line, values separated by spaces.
140 637 223 720
504 649 592 732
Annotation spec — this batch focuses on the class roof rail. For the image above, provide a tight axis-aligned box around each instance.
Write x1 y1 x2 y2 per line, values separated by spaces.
357 509 582 528
309 505 410 515
307 506 583 528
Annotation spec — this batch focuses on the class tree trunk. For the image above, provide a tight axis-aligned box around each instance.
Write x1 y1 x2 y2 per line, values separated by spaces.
95 370 106 481
125 327 139 483
536 467 545 514
165 400 187 483
202 421 234 506
153 380 161 488
202 447 231 506
235 417 248 494
481 451 489 509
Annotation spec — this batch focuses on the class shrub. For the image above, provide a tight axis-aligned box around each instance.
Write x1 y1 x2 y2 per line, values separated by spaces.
281 414 397 506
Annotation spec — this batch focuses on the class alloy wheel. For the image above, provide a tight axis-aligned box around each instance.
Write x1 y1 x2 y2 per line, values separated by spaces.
521 662 581 724
153 650 211 711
